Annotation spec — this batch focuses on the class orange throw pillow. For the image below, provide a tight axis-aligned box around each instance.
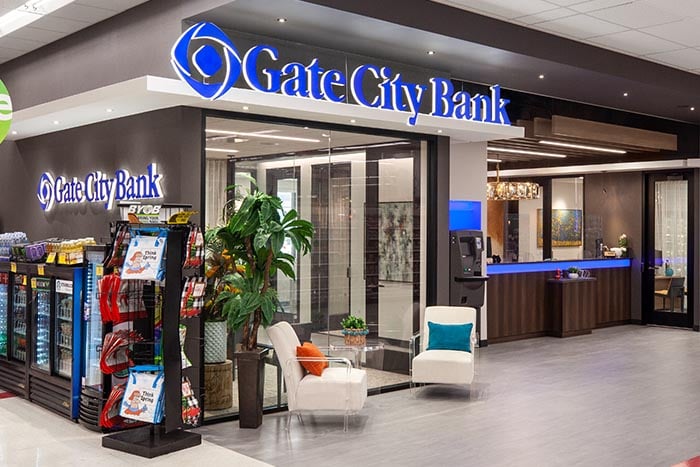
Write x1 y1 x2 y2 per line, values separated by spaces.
296 342 328 376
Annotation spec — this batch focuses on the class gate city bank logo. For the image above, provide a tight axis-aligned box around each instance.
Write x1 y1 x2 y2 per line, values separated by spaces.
0 80 12 144
37 163 164 212
171 22 511 127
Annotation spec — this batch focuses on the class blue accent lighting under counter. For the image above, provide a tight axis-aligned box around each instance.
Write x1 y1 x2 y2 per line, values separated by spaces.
487 258 631 275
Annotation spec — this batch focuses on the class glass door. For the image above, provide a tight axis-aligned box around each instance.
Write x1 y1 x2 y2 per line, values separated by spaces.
55 279 73 378
12 273 28 362
267 167 301 320
31 277 51 372
643 173 693 327
0 272 8 357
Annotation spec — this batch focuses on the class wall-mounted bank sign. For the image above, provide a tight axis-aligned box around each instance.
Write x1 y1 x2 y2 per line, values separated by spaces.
37 163 164 212
171 22 511 127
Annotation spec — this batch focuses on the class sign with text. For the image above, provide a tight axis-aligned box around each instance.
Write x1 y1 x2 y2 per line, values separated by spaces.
171 22 511 127
37 163 164 212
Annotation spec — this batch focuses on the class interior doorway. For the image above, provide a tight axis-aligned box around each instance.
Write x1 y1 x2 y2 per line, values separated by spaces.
643 172 694 328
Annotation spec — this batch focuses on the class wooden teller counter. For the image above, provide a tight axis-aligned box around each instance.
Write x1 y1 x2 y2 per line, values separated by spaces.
485 259 631 343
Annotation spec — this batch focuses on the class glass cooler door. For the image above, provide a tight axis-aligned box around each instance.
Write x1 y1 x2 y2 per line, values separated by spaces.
31 277 51 372
12 274 28 362
0 273 8 357
55 279 73 379
83 262 102 389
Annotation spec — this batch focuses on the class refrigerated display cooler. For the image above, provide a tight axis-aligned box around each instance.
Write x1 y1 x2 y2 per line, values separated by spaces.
0 263 30 396
79 246 107 430
27 265 84 419
0 272 8 357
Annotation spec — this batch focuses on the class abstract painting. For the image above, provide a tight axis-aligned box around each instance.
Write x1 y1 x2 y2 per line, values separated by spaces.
537 209 583 247
379 202 413 282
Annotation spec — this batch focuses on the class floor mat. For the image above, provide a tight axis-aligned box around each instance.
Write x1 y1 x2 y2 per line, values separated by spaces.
0 391 16 399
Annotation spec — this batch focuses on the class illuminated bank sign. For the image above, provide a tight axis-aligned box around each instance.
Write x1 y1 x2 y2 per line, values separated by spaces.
37 163 164 212
171 22 511 127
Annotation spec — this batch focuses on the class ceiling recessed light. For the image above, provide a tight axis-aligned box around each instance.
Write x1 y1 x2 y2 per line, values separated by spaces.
106 108 113 113
303 126 309 130
427 50 435 55
52 120 59 125
487 158 502 163
691 107 696 111
242 106 249 111
11 130 17 135
321 133 330 138
487 146 567 158
350 119 356 123
539 140 626 154
623 92 629 97
538 74 545 79
437 129 443 133
276 17 287 23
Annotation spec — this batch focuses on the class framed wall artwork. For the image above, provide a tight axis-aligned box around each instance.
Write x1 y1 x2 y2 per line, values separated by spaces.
378 202 413 282
537 209 583 247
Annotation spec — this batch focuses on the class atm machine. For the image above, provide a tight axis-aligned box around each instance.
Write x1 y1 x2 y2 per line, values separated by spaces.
449 230 489 345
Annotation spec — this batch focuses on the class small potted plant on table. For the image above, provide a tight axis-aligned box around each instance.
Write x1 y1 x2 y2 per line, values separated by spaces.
567 266 580 279
341 315 369 346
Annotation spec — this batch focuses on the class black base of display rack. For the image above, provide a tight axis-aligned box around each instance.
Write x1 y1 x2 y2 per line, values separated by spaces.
102 425 201 458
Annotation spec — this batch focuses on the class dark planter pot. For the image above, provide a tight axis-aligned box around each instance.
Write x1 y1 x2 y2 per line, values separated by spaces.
234 347 269 429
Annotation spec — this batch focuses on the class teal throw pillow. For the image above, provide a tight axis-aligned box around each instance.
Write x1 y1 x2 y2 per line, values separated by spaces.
427 321 473 352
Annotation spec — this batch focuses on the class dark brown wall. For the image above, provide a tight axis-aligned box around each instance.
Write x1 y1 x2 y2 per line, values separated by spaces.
0 107 202 241
584 172 643 320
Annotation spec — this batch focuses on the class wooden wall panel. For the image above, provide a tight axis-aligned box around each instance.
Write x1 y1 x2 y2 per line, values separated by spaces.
487 266 631 343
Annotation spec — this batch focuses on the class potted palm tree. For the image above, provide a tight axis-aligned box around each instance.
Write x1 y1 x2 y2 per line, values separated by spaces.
213 181 313 428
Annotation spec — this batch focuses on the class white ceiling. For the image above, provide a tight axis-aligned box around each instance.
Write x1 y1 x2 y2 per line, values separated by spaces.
0 0 149 64
432 0 700 74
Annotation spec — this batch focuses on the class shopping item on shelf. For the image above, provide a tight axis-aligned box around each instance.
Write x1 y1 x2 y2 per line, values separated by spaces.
100 384 147 430
99 330 144 374
183 226 204 268
181 376 200 426
120 365 165 424
179 324 192 369
121 233 167 281
0 232 28 261
179 276 206 319
105 224 130 268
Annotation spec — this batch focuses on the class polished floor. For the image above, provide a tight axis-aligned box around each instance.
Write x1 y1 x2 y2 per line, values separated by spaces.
4 325 700 466
199 325 700 467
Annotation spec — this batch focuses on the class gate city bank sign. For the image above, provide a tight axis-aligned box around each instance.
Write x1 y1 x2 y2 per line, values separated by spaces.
171 22 512 127
37 163 164 212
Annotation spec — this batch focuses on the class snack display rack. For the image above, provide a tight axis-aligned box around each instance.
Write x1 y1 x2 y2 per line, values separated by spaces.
99 223 203 458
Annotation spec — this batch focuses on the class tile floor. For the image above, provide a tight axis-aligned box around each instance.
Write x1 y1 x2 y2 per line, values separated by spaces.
5 325 700 466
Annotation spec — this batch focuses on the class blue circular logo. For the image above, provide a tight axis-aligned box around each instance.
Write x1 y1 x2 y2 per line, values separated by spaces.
170 22 241 100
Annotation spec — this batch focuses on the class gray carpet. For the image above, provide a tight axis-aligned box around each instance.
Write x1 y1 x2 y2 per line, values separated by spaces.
197 325 700 467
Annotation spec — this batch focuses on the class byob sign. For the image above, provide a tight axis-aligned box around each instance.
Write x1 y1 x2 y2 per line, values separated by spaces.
36 163 164 212
0 80 12 144
171 22 512 127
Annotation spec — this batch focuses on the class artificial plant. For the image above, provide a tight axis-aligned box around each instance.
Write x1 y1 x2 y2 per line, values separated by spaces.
213 181 314 351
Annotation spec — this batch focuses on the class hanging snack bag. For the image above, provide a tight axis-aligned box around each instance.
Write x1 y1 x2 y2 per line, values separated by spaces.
121 232 167 281
120 365 165 424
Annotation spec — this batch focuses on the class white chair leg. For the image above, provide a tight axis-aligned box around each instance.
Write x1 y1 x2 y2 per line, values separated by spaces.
286 411 293 431
296 413 304 424
343 412 349 432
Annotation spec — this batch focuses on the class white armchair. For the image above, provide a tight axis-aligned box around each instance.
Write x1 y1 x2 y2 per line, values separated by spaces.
410 306 477 388
267 321 368 431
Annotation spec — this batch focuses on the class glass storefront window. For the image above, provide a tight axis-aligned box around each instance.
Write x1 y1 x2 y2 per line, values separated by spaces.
204 116 426 420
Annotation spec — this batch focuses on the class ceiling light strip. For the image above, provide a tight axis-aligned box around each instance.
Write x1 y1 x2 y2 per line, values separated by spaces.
206 129 320 143
487 146 567 158
539 140 626 154
206 148 240 153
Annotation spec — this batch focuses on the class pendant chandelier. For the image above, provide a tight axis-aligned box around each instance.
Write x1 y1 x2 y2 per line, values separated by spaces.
486 164 541 201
